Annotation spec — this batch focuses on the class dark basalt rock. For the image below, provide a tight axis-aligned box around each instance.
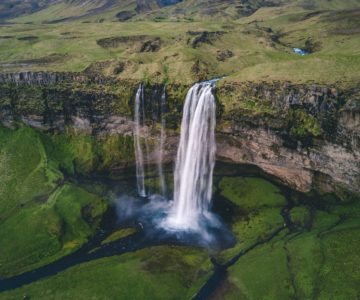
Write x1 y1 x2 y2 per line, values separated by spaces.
187 31 226 48
0 71 116 85
97 35 162 51
0 54 68 69
116 10 136 21
97 35 147 48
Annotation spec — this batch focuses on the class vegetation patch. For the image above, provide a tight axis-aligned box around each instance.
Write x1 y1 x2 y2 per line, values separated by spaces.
1 246 212 300
101 228 137 245
286 109 323 144
218 196 360 299
216 177 286 261
219 177 286 212
97 35 153 48
0 125 107 277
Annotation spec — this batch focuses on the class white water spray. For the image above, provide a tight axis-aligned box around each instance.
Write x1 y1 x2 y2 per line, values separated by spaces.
134 85 146 197
165 83 217 230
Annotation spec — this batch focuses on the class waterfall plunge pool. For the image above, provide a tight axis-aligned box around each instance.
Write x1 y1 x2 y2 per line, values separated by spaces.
1 161 350 298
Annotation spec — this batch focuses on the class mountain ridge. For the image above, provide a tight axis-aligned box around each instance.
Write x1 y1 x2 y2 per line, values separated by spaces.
2 0 359 23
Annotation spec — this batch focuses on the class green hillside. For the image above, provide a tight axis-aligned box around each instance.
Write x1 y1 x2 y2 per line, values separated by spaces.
0 1 359 85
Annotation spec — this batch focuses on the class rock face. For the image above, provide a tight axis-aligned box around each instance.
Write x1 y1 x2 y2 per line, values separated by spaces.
215 82 360 196
0 72 359 199
0 71 114 85
216 126 359 194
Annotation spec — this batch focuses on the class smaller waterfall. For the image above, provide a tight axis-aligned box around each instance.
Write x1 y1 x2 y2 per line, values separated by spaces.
134 85 146 197
157 87 167 196
165 82 217 230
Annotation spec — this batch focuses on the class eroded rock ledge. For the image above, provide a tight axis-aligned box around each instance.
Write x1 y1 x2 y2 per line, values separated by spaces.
0 71 359 199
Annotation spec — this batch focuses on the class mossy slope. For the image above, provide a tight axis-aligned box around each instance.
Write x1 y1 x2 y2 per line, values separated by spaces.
0 246 212 300
216 178 360 300
0 125 107 277
217 177 286 261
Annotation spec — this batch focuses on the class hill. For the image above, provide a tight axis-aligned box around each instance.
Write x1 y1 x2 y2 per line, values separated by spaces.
0 0 359 85
2 0 360 23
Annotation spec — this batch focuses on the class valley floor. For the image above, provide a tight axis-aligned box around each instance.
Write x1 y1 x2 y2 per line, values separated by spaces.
0 125 359 299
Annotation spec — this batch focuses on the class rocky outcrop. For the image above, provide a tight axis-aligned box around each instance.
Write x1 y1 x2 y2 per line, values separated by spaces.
0 71 115 85
215 82 360 197
187 31 226 48
97 35 162 52
216 126 360 195
116 11 136 21
216 50 233 62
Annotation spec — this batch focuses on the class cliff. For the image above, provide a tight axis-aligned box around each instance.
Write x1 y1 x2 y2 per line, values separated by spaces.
0 71 359 199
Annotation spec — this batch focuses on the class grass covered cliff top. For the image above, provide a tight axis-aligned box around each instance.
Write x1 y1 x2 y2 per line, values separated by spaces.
0 1 359 86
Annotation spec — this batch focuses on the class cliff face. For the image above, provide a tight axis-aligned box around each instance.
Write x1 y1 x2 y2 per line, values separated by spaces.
216 82 360 197
0 72 359 199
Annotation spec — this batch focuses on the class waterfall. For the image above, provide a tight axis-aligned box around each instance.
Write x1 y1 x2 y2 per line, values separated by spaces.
134 84 168 197
141 85 152 195
166 83 217 230
134 85 146 197
157 87 167 196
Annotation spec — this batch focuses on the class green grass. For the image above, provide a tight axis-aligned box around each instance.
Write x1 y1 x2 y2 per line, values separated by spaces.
41 129 135 175
0 183 107 278
101 228 137 245
217 177 359 299
0 246 212 300
220 199 360 299
225 236 296 300
217 177 286 261
0 125 61 221
11 2 106 24
0 114 358 299
289 205 311 227
219 177 286 212
0 2 359 85
0 125 107 277
316 227 360 299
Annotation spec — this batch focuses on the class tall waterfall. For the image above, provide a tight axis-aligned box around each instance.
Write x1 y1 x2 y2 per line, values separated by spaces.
134 85 146 197
166 83 216 230
157 88 167 196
